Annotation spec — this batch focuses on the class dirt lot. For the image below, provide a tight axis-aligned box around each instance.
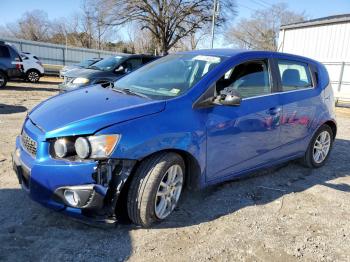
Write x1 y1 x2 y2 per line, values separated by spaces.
0 78 349 262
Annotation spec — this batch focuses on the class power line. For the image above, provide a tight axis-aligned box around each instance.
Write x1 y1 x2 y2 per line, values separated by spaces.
237 3 257 12
256 0 274 7
250 0 270 8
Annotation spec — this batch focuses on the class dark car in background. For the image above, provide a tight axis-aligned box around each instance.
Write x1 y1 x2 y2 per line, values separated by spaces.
0 41 24 88
59 58 102 78
59 54 159 92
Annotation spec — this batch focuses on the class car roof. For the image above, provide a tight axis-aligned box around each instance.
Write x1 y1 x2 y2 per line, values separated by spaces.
177 49 320 64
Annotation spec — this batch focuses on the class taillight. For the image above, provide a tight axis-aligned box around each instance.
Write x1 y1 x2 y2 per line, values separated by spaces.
36 61 43 66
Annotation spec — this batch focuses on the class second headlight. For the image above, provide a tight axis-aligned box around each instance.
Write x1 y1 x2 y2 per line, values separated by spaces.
72 77 89 85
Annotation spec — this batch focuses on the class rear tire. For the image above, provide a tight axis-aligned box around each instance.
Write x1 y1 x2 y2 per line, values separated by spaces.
0 71 7 88
302 125 333 168
26 69 41 83
127 152 185 227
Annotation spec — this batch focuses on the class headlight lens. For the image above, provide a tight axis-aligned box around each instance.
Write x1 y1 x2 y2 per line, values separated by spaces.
75 137 91 159
72 77 89 84
54 138 74 158
89 135 119 158
74 135 120 159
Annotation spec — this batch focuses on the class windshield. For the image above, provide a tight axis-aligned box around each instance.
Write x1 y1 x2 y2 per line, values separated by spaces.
89 56 125 71
115 54 227 99
78 59 99 68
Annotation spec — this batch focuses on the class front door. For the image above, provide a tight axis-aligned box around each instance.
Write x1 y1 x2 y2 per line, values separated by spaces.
205 59 282 181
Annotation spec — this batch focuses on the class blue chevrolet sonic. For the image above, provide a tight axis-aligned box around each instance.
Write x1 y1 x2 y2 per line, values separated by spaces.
13 49 336 227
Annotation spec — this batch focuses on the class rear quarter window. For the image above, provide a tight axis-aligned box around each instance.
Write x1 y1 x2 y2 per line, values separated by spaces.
278 59 313 91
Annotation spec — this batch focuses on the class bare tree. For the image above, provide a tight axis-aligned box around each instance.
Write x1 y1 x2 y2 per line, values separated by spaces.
107 0 237 55
80 0 117 49
225 3 306 51
6 10 51 41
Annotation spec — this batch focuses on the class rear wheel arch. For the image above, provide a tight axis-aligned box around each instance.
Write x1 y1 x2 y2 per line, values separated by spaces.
323 120 337 140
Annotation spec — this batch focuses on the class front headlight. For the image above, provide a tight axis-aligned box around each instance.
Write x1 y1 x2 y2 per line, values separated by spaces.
54 138 74 158
53 135 120 160
74 135 120 159
72 77 89 84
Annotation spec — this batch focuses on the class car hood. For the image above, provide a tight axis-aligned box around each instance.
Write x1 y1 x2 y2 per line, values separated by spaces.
62 65 79 71
29 85 166 139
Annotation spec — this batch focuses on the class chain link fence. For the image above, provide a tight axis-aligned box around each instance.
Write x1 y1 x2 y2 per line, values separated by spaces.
1 37 118 75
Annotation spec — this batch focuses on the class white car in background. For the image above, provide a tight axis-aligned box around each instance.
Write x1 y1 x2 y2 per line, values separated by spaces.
20 52 45 82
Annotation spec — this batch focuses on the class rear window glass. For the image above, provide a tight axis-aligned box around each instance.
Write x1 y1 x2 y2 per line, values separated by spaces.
278 60 313 91
0 46 10 58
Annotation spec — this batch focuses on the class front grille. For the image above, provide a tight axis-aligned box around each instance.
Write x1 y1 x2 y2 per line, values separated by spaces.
21 131 37 157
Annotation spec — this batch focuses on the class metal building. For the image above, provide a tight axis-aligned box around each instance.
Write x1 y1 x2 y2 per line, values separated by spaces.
278 14 350 102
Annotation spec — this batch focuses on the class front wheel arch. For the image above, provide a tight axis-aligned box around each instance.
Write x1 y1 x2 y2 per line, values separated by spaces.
115 149 202 221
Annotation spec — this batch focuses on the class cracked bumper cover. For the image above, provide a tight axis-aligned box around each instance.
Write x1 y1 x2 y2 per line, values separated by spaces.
13 136 136 224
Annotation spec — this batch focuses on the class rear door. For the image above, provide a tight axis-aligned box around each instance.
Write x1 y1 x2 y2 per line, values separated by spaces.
275 58 321 157
205 57 282 181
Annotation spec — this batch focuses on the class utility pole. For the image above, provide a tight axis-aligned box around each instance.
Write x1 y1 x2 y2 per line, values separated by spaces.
211 0 219 49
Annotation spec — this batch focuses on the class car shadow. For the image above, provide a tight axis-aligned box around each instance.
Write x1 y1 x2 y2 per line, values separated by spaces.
0 139 349 260
0 104 27 114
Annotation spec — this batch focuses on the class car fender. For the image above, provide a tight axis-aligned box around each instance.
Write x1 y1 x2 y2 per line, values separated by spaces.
97 100 207 188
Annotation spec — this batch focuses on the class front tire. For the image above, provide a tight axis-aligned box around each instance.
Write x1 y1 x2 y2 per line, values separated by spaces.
127 152 185 227
302 125 334 168
26 69 41 83
0 71 7 88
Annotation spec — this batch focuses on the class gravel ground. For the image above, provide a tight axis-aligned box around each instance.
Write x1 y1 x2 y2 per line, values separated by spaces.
0 78 349 262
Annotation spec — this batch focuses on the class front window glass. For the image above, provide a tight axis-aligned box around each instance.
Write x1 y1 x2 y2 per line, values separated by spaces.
89 56 125 71
115 54 227 99
216 60 271 99
278 60 313 91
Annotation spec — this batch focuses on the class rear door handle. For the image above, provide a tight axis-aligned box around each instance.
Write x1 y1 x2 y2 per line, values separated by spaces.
267 107 281 115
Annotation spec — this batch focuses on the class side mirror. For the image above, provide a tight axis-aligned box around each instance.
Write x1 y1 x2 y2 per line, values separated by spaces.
195 93 241 109
217 93 242 106
115 65 125 73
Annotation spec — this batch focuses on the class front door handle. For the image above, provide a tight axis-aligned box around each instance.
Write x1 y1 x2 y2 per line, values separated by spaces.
267 107 281 115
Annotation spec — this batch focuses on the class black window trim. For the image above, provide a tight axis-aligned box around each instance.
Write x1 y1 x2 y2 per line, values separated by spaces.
273 58 316 93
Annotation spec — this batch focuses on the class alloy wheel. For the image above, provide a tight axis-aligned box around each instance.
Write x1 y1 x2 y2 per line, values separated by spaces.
313 130 331 164
28 71 40 82
154 164 183 219
0 75 4 86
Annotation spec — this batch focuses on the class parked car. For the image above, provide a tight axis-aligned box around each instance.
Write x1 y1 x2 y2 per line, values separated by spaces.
58 54 158 92
59 58 102 78
0 41 24 88
13 49 336 227
20 52 45 83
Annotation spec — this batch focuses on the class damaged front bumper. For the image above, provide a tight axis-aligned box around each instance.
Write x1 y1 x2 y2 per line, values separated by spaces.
13 136 136 224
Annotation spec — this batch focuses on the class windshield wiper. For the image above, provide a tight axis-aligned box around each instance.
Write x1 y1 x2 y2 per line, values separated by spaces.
88 65 101 70
112 87 149 99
